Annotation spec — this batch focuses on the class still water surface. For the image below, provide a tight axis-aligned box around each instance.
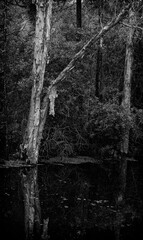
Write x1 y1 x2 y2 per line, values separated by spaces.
0 161 143 240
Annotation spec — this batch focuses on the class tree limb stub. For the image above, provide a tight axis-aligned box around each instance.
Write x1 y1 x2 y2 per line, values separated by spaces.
47 4 131 95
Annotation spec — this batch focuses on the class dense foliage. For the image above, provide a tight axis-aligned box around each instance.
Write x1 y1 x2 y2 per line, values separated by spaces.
0 0 143 160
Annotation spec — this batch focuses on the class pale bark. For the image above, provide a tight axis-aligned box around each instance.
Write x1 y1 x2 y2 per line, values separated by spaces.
23 3 130 164
117 8 135 204
95 0 103 98
23 0 53 164
36 5 129 142
121 8 135 154
121 8 135 155
36 4 131 164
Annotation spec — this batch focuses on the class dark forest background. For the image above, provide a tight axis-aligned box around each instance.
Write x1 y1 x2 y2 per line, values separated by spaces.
1 0 143 161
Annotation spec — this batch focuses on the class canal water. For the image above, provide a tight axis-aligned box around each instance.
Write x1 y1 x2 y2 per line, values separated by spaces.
0 161 143 240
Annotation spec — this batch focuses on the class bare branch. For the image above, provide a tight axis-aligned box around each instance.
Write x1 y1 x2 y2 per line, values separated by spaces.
122 22 143 31
47 4 131 94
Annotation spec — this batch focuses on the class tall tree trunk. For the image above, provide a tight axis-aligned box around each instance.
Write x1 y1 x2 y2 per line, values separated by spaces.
76 0 82 28
117 8 135 204
22 3 130 164
95 45 102 97
23 0 53 164
3 0 9 160
95 0 103 98
121 8 135 155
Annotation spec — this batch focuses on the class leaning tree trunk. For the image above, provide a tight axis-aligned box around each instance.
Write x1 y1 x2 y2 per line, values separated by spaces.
22 3 130 164
23 0 53 164
117 8 135 204
48 4 131 90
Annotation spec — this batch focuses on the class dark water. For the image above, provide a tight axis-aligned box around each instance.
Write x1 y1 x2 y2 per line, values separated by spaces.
0 161 143 240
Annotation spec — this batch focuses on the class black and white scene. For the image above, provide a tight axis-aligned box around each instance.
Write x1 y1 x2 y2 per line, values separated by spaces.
0 0 143 239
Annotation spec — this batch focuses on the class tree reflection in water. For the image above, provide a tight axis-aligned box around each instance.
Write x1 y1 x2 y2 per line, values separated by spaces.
21 167 41 240
0 163 143 240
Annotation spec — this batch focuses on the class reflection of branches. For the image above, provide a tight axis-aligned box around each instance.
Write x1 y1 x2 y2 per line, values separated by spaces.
39 166 87 201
